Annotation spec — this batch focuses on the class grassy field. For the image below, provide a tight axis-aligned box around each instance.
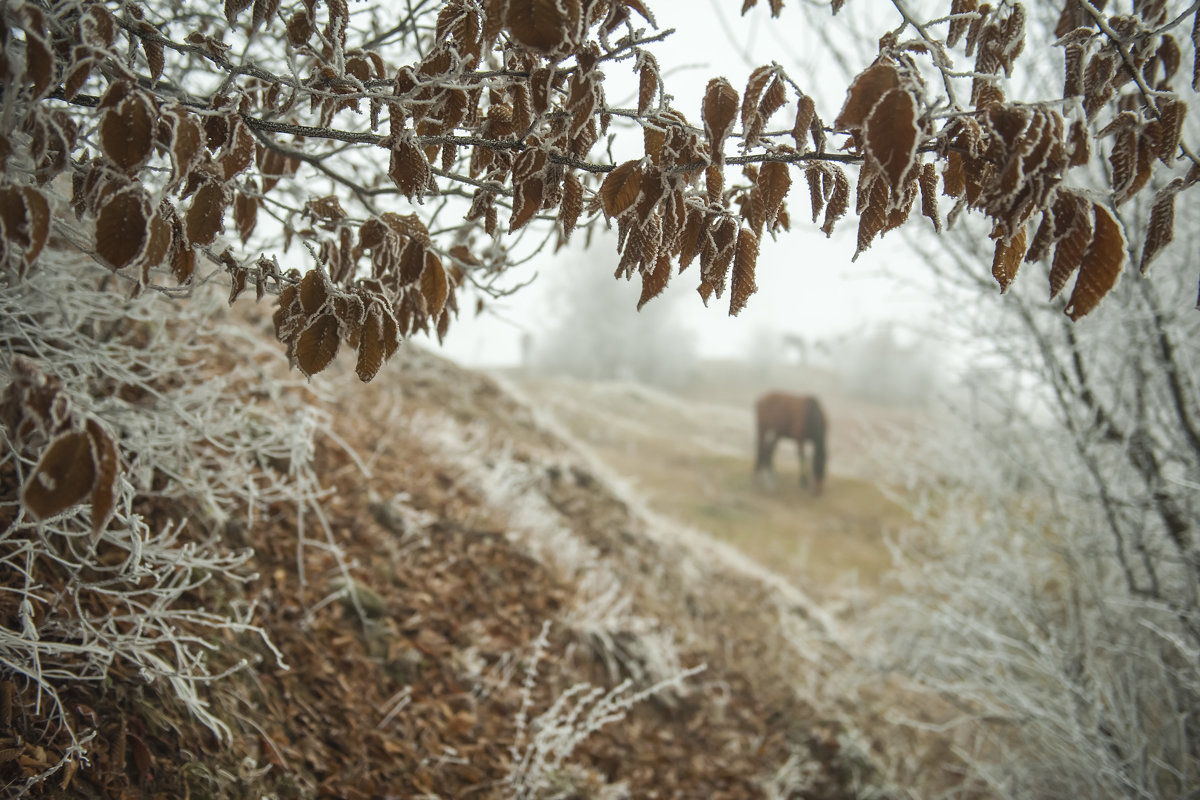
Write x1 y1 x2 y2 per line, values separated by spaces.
509 364 914 599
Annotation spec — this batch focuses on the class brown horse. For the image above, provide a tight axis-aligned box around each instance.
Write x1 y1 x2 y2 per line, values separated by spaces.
754 392 827 494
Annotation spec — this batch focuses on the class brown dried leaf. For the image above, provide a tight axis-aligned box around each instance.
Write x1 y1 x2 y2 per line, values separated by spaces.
1062 33 1086 98
729 227 758 316
100 93 156 173
599 160 642 218
805 165 826 223
918 162 940 231
286 9 312 45
1083 51 1118 118
854 175 888 259
703 214 738 298
991 225 1027 293
702 78 739 162
678 206 705 270
742 66 779 145
62 52 95 105
225 0 253 26
755 161 791 235
421 251 449 318
505 0 580 54
299 269 328 314
1156 98 1186 164
306 195 347 221
1049 193 1093 299
382 212 432 246
185 181 229 246
865 88 919 189
3 185 50 271
1107 123 1137 200
170 212 195 284
355 304 400 382
355 306 385 382
510 177 544 232
95 189 148 270
164 106 205 191
389 137 432 202
234 192 258 243
139 209 172 281
560 172 583 240
295 313 340 377
85 420 118 533
220 119 256 181
143 35 165 83
835 61 900 132
399 241 426 285
252 0 280 30
637 252 672 310
1139 181 1179 273
792 95 816 152
0 185 30 261
1065 203 1124 320
22 23 54 101
948 0 978 48
80 4 116 48
1158 33 1181 82
1068 118 1090 167
759 76 788 125
820 166 850 236
638 54 658 115
22 431 96 521
1025 208 1055 263
1193 6 1199 91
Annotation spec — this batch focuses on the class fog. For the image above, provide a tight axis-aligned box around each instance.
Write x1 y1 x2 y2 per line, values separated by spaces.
437 0 954 402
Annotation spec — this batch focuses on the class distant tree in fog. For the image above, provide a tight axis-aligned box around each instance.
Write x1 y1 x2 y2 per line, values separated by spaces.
744 324 784 379
531 248 698 387
836 324 940 406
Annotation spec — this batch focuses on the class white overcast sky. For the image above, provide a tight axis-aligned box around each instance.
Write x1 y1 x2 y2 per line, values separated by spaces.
437 0 945 367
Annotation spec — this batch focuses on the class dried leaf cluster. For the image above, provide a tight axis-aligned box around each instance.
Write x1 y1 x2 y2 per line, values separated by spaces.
0 0 1197 397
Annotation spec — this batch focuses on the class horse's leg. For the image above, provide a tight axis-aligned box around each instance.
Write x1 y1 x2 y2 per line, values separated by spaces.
755 426 778 488
798 438 810 489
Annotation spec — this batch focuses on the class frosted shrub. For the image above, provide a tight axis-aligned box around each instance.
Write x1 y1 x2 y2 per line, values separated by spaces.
0 252 322 788
859 413 1200 799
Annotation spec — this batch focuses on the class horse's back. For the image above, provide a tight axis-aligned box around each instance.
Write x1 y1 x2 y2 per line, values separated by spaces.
756 391 821 440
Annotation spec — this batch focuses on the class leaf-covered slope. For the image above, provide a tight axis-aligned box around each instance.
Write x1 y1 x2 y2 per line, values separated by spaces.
4 323 880 798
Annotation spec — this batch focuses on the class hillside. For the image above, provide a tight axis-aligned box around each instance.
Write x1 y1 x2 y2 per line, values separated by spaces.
2 300 901 798
507 363 917 599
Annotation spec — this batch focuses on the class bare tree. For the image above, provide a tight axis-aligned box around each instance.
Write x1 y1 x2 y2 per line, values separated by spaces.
805 4 1200 795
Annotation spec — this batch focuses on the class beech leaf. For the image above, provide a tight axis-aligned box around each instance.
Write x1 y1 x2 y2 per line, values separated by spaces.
864 88 919 189
96 189 149 270
729 227 758 316
295 313 340 377
22 431 96 521
1065 203 1125 320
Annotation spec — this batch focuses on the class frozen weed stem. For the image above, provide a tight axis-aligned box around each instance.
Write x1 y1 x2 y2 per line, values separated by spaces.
506 622 704 799
0 252 324 790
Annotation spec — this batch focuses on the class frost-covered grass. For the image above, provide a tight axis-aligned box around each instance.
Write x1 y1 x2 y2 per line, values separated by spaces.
504 622 704 800
408 409 692 691
846 413 1200 799
1 252 329 791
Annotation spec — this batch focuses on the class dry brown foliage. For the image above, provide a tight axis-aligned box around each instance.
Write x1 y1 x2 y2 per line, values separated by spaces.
0 0 1196 383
